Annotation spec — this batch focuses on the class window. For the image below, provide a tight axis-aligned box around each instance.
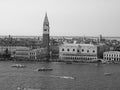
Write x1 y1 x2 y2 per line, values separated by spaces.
73 49 75 51
93 50 95 53
67 49 70 52
87 50 89 53
62 48 64 51
82 49 84 52
117 55 119 57
44 29 47 31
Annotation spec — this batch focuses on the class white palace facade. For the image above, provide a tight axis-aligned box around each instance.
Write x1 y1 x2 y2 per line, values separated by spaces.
103 51 120 62
59 43 109 62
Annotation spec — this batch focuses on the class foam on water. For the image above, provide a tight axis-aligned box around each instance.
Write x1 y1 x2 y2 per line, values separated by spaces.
17 87 41 90
50 75 75 79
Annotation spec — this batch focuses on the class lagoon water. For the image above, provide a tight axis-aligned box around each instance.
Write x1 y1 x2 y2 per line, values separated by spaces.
0 61 120 90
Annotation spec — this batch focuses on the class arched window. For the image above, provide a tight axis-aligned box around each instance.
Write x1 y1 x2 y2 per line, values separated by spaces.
44 29 47 31
93 50 95 53
82 49 84 52
73 49 75 51
62 48 64 51
67 49 70 52
87 50 89 53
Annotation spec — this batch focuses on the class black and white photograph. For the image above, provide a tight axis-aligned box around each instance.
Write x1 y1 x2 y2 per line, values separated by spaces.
0 0 119 90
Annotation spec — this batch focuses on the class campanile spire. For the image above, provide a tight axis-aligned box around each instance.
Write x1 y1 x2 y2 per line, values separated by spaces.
43 13 49 26
43 13 50 34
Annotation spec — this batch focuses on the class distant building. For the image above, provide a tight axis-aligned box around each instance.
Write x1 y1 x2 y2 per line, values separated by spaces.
0 46 30 57
99 34 102 42
13 47 30 60
59 43 109 62
103 51 120 62
29 48 47 61
0 46 16 55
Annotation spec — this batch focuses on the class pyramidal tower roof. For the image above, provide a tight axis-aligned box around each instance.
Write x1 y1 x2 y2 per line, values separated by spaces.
43 13 49 25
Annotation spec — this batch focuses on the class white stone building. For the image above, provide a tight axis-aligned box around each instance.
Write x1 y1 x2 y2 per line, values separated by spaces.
103 51 120 62
0 46 30 57
29 48 47 61
59 43 109 62
13 47 30 60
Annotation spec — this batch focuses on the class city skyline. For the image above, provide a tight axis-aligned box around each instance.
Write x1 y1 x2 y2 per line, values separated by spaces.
0 0 119 36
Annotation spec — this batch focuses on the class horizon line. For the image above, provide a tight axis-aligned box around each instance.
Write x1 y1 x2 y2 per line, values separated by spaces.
0 35 120 38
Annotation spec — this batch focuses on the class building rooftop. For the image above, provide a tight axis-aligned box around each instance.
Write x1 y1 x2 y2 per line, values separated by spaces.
61 43 97 47
104 51 120 54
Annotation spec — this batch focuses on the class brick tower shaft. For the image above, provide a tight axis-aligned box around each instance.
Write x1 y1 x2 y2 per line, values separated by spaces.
42 13 50 61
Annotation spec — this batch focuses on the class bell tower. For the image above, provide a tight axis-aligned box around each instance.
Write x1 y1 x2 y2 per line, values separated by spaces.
42 13 50 60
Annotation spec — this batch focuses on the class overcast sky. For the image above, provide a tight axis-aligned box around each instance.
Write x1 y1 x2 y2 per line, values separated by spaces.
0 0 119 36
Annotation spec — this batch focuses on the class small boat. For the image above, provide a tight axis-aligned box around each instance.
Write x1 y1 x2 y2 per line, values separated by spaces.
104 73 112 76
11 64 26 68
35 68 53 71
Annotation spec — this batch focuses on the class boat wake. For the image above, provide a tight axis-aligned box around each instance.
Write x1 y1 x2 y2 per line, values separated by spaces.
50 75 75 79
17 87 40 90
34 74 75 80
